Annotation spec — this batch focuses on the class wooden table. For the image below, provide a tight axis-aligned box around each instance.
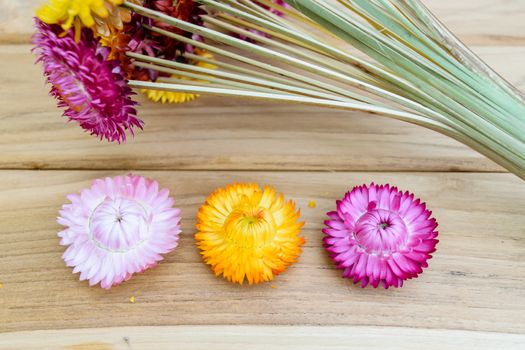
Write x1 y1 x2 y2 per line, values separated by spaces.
0 1 524 349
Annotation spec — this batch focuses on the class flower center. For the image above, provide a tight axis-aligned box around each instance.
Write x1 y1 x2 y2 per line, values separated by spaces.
354 208 408 255
223 203 277 249
378 222 390 229
89 197 151 252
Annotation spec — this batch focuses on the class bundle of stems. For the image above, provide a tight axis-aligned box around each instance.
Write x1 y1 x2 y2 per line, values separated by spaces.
123 0 525 179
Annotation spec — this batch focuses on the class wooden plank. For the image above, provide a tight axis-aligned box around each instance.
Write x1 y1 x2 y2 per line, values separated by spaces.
0 170 523 333
424 0 525 46
0 325 524 350
1 0 524 45
1 45 524 172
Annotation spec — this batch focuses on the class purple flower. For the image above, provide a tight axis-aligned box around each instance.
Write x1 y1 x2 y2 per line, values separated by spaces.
323 183 439 288
32 19 142 143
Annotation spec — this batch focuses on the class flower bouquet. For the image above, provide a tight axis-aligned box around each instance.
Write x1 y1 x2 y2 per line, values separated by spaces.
34 0 525 178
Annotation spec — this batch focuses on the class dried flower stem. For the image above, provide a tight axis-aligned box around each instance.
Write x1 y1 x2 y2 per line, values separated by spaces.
123 0 525 179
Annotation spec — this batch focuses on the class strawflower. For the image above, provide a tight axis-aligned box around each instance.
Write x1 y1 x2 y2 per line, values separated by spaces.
36 0 129 40
142 80 199 104
93 3 134 42
324 183 438 288
33 19 141 143
105 0 210 104
57 175 182 289
141 50 216 104
114 0 202 79
196 183 305 285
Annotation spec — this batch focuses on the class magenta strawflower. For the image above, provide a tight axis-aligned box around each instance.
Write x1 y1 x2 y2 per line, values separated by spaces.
323 183 438 288
32 19 142 143
57 175 182 289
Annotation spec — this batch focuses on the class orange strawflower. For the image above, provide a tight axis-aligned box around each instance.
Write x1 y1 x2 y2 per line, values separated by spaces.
196 183 305 285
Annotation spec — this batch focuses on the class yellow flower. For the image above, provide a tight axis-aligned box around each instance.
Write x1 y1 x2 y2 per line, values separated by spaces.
141 50 218 105
196 183 305 285
142 87 199 104
36 0 124 31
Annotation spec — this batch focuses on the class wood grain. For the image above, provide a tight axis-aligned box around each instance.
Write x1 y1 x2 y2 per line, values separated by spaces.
1 0 524 45
1 45 525 172
1 325 524 350
0 171 523 334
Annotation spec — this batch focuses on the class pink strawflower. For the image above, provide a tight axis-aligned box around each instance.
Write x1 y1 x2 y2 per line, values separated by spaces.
323 183 438 289
32 19 142 143
57 175 181 289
